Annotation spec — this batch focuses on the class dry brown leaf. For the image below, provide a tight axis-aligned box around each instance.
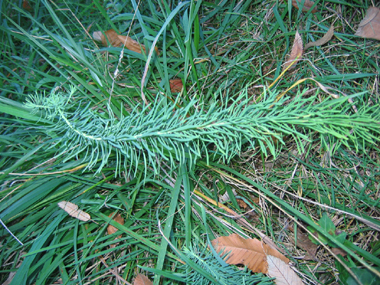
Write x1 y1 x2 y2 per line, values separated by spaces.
134 274 153 285
211 233 289 274
236 198 248 209
169 78 183 92
331 247 347 257
118 34 159 55
93 29 119 46
355 7 380 40
292 0 318 13
283 31 303 70
93 29 159 54
267 255 304 285
107 212 124 235
235 197 259 209
252 197 260 204
58 201 90 222
231 196 259 222
305 25 334 50
107 212 124 248
22 0 33 12
289 226 318 260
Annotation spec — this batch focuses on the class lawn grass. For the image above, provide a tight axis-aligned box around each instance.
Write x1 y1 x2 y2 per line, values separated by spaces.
0 0 380 284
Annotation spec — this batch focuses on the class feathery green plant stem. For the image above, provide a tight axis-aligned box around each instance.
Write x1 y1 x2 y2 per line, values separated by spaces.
24 86 380 176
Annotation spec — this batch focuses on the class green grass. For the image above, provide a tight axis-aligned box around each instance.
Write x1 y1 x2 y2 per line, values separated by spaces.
1 0 380 284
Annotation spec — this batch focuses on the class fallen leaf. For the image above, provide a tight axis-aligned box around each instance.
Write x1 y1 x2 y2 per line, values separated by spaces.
292 0 318 13
169 78 183 92
289 226 318 260
236 198 248 209
118 34 160 55
134 274 153 285
233 196 259 222
22 0 33 12
305 25 334 50
93 29 159 54
267 255 304 285
283 31 303 70
93 29 119 46
107 212 124 235
236 197 260 209
211 233 289 273
355 7 380 40
252 197 260 204
58 201 90 222
331 247 347 257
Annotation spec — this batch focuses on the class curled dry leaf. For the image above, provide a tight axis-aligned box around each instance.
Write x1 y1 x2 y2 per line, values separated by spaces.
134 274 153 285
267 255 304 285
58 201 90 222
283 31 303 70
355 7 380 40
305 25 334 50
107 212 124 235
211 233 289 274
292 0 318 13
169 78 183 93
93 29 159 54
